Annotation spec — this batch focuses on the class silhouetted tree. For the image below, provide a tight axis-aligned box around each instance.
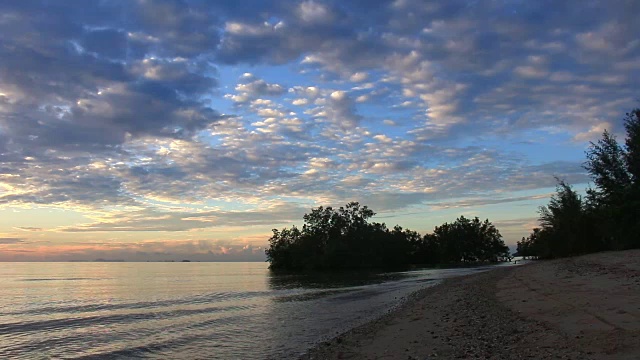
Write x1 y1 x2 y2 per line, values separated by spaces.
266 202 408 271
624 108 640 181
414 233 442 265
622 109 640 248
421 216 509 263
516 228 545 259
523 106 640 258
583 108 640 249
266 203 510 271
537 180 586 257
584 130 631 201
265 226 303 270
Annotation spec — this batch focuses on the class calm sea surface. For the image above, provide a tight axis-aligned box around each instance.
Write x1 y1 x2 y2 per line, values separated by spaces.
0 262 505 359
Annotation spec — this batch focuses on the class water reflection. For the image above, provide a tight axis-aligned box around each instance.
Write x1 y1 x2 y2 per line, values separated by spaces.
267 270 410 291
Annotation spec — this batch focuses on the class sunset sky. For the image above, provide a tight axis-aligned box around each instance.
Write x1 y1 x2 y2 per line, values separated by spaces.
0 0 638 261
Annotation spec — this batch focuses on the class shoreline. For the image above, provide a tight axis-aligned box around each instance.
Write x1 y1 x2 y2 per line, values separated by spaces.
301 250 640 359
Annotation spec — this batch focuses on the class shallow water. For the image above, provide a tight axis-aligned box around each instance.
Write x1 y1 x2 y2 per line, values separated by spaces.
0 262 505 359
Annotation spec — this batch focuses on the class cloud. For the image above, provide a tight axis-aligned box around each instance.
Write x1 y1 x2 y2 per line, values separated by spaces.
15 227 43 232
427 194 552 210
0 1 222 144
297 1 334 25
349 72 369 82
0 1 228 209
59 202 308 232
0 238 25 244
321 90 362 130
0 238 267 262
235 78 287 98
0 0 637 259
573 122 613 142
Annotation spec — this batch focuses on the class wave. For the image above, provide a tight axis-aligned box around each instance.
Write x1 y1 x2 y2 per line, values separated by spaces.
0 290 273 316
0 303 257 336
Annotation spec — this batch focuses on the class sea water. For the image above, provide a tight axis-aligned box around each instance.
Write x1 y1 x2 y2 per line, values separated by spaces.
0 262 500 359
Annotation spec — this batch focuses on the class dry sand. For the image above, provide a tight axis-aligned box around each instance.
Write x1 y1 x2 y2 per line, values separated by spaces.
301 250 640 359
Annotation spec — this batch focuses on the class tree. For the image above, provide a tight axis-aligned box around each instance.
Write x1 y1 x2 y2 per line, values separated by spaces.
583 108 640 249
524 178 610 259
622 109 640 248
266 202 409 271
265 203 510 271
265 226 302 270
428 216 509 263
414 233 442 265
519 106 640 259
516 228 544 259
537 180 587 257
584 130 630 205
624 108 640 181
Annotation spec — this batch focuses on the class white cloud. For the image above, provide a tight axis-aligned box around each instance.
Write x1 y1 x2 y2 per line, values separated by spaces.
373 134 393 143
235 78 286 96
225 22 272 36
330 90 347 101
514 65 548 78
349 72 369 82
292 98 309 106
298 1 334 24
355 95 369 103
573 122 612 142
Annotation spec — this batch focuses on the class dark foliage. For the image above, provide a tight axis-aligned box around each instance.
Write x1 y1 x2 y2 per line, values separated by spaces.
624 109 640 182
421 216 510 263
523 106 640 258
265 202 509 271
516 228 543 259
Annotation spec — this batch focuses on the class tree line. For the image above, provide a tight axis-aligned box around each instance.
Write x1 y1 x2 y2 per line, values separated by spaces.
517 108 640 259
265 202 510 271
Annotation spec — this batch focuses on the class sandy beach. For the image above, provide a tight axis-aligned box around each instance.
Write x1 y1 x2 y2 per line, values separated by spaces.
302 250 640 359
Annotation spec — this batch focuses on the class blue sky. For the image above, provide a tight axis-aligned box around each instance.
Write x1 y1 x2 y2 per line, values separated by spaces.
0 0 638 261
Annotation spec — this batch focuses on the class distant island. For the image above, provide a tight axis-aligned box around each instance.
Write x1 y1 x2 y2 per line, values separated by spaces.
69 259 126 262
69 259 198 262
94 258 126 262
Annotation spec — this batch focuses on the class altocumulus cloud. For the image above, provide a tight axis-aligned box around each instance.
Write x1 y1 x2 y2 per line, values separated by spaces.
0 0 638 260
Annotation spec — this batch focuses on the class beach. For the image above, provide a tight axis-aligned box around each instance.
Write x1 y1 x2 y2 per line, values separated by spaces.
302 250 640 359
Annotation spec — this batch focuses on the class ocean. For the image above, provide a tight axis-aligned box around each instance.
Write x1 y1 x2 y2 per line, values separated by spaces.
0 262 499 359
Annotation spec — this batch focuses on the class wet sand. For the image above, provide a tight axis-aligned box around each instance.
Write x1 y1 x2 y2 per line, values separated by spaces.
302 250 640 359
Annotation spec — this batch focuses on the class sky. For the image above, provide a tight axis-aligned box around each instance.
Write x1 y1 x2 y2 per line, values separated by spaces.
0 0 638 261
